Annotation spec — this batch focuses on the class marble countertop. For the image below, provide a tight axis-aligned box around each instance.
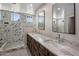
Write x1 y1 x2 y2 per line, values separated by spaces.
28 32 79 56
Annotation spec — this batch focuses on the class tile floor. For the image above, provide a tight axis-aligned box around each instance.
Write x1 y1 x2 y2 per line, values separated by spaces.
0 47 31 56
3 41 25 50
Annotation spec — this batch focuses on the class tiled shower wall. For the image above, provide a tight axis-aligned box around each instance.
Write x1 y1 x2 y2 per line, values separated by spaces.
0 10 29 45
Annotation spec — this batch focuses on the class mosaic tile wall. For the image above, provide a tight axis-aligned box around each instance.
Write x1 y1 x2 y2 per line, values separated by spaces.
0 10 28 46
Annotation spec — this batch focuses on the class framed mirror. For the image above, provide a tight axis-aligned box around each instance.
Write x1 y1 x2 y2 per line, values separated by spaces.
52 3 75 34
38 11 45 30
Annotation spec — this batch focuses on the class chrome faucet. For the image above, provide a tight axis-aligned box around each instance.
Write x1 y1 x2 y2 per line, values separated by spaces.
56 34 64 43
56 34 60 39
56 34 61 43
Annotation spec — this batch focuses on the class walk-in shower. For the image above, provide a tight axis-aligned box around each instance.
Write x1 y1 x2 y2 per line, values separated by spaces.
0 10 26 52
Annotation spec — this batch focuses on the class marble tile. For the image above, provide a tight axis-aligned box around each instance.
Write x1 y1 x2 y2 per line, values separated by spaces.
0 47 31 56
28 33 79 56
0 10 27 48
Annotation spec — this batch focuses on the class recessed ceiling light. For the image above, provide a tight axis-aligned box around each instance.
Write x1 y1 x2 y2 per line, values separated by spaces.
57 8 61 10
30 4 32 6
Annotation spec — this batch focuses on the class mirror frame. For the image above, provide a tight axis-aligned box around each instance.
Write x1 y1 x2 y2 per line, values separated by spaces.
52 3 75 34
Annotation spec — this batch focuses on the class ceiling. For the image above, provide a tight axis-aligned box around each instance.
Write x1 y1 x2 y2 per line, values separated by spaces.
0 3 45 15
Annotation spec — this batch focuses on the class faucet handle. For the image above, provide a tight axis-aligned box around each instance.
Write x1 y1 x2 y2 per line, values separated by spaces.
57 34 60 39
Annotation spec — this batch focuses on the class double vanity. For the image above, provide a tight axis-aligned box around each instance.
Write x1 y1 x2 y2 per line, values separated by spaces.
27 3 77 56
27 33 79 56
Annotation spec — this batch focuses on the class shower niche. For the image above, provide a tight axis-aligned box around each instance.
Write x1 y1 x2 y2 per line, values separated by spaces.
52 3 75 34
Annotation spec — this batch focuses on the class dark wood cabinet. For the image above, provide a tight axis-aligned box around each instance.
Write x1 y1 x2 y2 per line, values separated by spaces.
39 44 48 56
27 34 56 56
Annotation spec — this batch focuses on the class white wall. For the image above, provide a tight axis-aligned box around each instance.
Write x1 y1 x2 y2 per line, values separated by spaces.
36 4 53 32
75 3 79 38
0 4 35 15
35 3 78 41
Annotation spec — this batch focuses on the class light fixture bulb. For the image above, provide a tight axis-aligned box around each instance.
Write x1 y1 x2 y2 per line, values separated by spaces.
57 8 61 10
30 4 32 6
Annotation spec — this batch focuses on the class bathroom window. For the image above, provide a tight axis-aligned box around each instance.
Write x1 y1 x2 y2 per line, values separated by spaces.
11 13 20 22
26 16 33 27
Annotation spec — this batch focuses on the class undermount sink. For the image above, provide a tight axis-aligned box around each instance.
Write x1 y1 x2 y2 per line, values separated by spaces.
32 33 66 44
43 40 53 42
44 38 65 45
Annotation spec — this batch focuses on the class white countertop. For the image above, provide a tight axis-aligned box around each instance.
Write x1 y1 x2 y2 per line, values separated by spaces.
28 32 79 56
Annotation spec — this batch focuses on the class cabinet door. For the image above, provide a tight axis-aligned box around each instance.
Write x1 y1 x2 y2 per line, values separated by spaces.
27 34 33 54
32 39 40 56
48 51 56 56
27 35 31 49
27 34 56 56
39 44 48 56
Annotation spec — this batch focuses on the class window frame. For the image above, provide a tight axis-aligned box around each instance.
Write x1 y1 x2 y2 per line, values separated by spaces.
11 12 20 22
26 15 33 27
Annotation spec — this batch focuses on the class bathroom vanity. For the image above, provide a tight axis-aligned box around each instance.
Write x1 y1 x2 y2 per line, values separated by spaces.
27 33 56 56
27 33 79 56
